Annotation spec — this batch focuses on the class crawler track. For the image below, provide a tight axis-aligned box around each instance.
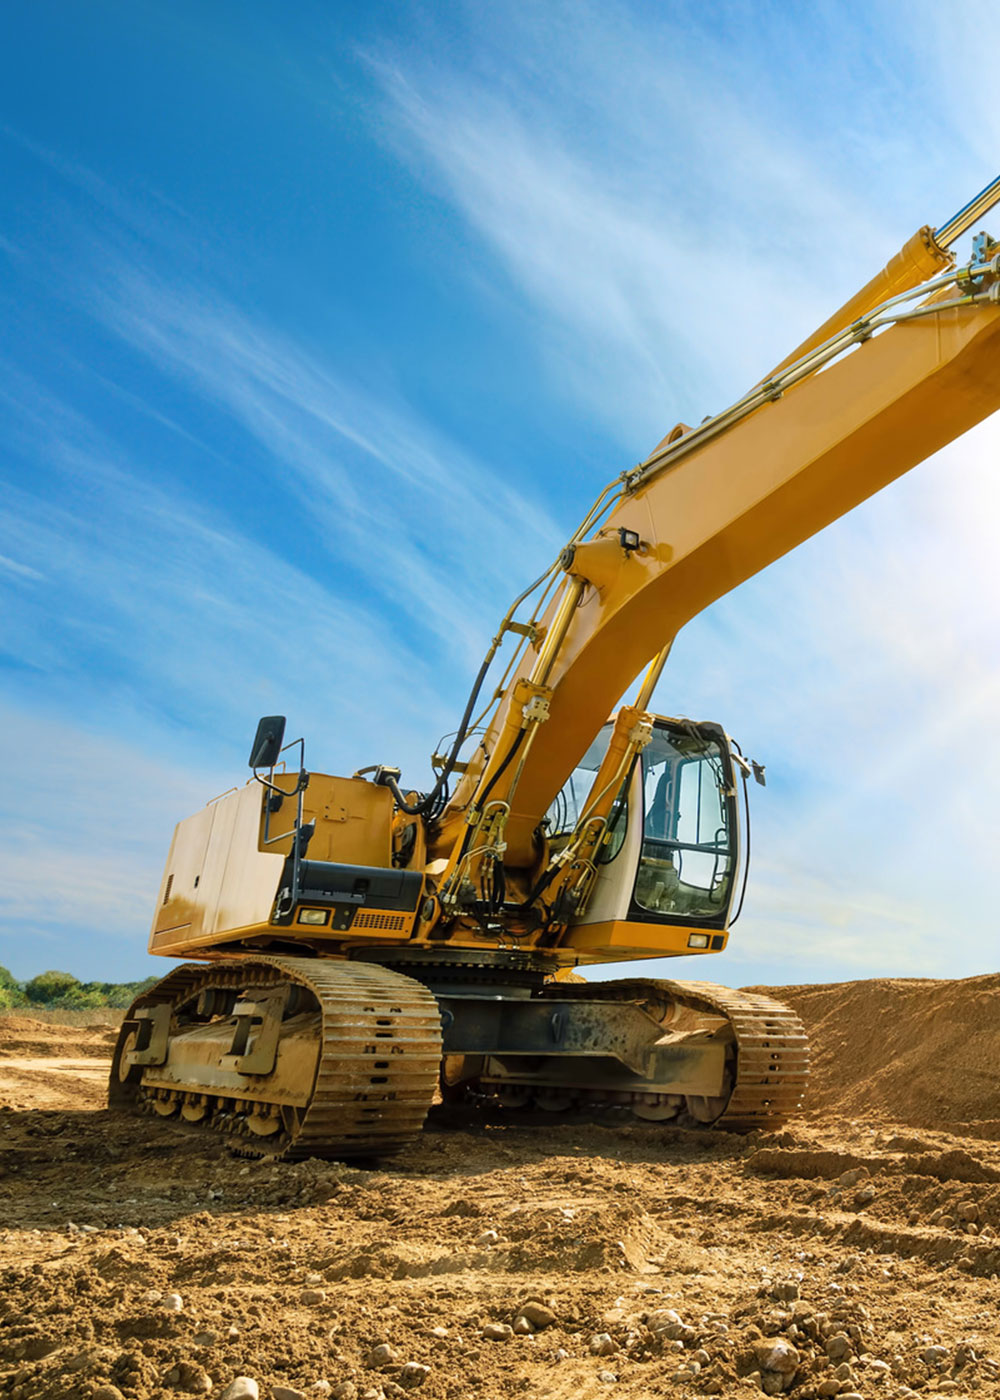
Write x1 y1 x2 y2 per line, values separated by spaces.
110 956 442 1160
505 975 809 1128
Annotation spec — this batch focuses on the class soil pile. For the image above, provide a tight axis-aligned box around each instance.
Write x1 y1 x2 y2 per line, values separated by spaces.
2 977 1000 1400
753 973 1000 1131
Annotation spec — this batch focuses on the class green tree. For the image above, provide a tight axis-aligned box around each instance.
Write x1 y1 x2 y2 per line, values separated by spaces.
24 970 80 1004
0 965 27 1008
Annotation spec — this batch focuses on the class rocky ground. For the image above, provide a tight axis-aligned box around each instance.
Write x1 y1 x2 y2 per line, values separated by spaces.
1 975 999 1400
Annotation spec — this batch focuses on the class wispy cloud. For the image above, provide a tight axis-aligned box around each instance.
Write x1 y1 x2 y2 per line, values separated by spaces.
363 5 901 446
85 255 561 663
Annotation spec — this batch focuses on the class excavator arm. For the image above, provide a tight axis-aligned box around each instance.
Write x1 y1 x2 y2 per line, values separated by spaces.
432 191 1000 890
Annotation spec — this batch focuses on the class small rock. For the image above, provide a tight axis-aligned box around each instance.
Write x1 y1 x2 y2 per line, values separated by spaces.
428 1327 449 1340
825 1333 853 1362
920 1345 949 1366
837 1394 864 1400
597 1372 617 1385
854 1186 876 1206
162 1292 184 1313
476 1229 500 1246
304 1272 325 1286
220 1381 260 1400
398 1363 430 1389
273 1388 308 1400
513 1316 533 1335
366 1345 399 1369
646 1308 682 1330
816 1383 840 1398
92 1389 126 1400
182 1367 214 1395
753 1339 800 1376
193 1332 217 1347
301 1290 327 1306
517 1301 556 1330
327 1385 353 1400
227 1326 240 1340
691 1349 710 1366
957 1201 979 1222
837 1168 869 1187
482 1323 513 1342
590 1333 618 1357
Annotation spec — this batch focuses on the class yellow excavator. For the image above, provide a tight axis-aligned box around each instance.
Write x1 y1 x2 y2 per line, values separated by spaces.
111 175 1000 1159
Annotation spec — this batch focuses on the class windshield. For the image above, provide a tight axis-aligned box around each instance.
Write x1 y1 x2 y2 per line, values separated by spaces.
546 723 627 863
633 724 734 921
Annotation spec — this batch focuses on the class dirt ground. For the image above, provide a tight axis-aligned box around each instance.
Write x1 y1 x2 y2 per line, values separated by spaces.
2 975 999 1400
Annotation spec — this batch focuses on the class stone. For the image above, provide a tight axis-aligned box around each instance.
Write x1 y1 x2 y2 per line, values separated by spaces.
482 1323 513 1342
517 1301 557 1330
162 1293 184 1313
170 1363 213 1393
272 1388 308 1400
597 1372 617 1384
304 1272 325 1286
837 1168 869 1187
854 1186 876 1206
646 1308 683 1331
398 1363 429 1389
753 1339 800 1376
193 1332 218 1347
825 1334 853 1362
327 1385 353 1400
92 1389 126 1400
220 1381 259 1400
475 1229 500 1246
428 1327 449 1340
816 1383 841 1398
301 1290 327 1306
590 1333 618 1356
365 1345 399 1369
513 1316 533 1335
920 1345 949 1366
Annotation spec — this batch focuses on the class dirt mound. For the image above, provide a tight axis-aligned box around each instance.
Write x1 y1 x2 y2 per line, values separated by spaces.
0 1017 118 1060
3 977 1000 1399
754 973 1000 1129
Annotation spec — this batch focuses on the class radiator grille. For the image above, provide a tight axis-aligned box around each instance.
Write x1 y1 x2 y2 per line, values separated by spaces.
352 910 409 932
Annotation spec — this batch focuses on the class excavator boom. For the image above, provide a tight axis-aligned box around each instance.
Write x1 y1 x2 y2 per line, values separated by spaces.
111 178 1000 1159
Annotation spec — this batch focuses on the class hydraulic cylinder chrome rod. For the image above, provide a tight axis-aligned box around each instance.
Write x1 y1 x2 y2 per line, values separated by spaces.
934 173 1000 249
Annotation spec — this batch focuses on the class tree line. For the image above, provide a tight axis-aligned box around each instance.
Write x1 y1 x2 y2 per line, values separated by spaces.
0 965 159 1010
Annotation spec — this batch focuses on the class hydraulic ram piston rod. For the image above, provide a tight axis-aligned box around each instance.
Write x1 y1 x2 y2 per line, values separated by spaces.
935 173 1000 250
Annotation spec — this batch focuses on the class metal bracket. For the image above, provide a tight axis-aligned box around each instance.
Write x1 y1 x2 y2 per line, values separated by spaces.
221 987 288 1076
127 1003 171 1067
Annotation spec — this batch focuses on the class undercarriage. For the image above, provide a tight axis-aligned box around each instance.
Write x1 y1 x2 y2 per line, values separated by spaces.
110 953 808 1159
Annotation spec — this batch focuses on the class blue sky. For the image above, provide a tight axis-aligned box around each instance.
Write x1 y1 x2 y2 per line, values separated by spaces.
2 0 998 987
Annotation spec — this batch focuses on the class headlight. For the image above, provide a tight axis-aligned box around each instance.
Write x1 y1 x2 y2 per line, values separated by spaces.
297 908 329 926
687 932 710 948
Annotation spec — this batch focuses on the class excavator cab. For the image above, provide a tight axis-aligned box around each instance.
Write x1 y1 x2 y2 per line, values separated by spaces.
552 715 741 961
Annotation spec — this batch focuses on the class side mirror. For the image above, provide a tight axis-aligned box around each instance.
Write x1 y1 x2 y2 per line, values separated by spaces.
249 715 286 770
